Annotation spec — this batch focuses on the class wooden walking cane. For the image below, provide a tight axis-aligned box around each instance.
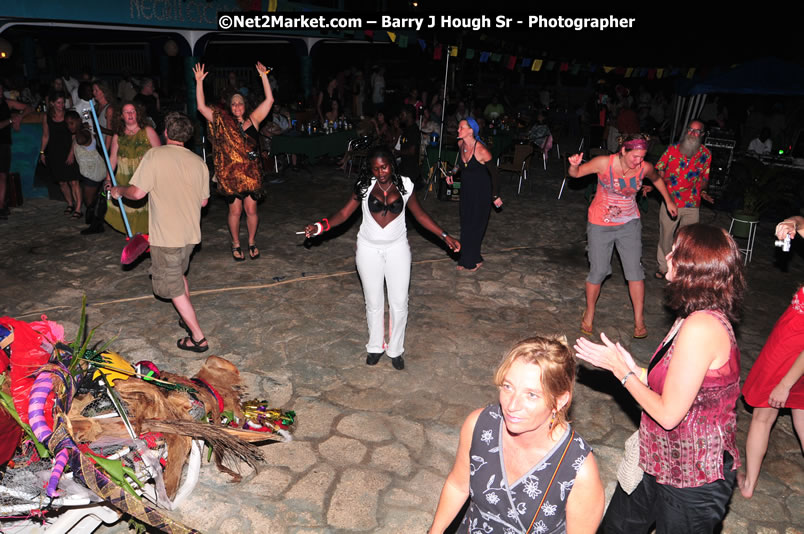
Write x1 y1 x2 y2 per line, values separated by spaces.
89 101 150 264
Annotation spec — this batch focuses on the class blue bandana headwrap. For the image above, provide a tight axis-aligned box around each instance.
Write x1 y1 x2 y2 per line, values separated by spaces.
465 117 480 137
464 117 485 146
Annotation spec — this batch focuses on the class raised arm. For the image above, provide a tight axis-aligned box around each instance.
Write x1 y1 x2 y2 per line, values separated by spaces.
248 62 275 127
406 193 460 252
193 63 214 123
304 194 361 238
575 313 729 430
568 153 607 178
316 91 325 124
428 408 480 534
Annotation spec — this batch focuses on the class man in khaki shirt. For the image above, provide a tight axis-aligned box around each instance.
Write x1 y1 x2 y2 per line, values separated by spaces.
111 112 211 352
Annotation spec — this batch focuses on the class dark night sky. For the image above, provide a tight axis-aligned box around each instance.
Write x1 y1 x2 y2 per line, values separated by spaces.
378 4 799 67
1 3 798 86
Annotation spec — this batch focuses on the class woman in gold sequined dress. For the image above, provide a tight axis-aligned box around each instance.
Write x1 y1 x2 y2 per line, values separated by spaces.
194 62 274 261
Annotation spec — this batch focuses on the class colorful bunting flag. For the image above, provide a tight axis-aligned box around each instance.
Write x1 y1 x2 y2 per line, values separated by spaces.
450 45 458 57
560 62 569 72
491 53 501 62
686 68 695 79
434 44 443 60
656 68 664 79
398 35 408 48
603 66 614 73
506 56 516 70
521 58 531 67
387 31 397 43
625 67 633 77
545 60 555 71
466 48 475 59
364 30 374 42
418 39 426 51
531 59 543 71
479 51 490 63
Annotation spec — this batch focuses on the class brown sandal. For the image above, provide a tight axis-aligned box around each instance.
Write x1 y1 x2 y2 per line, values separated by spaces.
581 313 593 336
633 326 648 339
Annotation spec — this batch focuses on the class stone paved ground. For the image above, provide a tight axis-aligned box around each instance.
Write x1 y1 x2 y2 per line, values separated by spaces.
1 153 802 533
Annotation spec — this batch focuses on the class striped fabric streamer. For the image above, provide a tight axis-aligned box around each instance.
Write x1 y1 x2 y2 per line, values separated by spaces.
27 366 79 497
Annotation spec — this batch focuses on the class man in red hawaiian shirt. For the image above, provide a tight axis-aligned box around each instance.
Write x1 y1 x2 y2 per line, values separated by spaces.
654 120 713 278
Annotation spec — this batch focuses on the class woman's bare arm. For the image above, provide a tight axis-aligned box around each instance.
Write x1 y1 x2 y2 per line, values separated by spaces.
566 452 605 534
576 313 730 430
145 126 161 148
248 62 275 128
304 194 361 237
428 409 480 534
407 193 460 252
39 114 49 163
193 63 214 123
568 153 607 178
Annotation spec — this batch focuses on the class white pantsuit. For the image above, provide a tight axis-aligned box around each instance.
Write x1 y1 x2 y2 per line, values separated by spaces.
355 176 414 358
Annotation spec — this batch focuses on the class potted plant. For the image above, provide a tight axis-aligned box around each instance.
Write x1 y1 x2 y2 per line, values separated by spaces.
729 157 793 238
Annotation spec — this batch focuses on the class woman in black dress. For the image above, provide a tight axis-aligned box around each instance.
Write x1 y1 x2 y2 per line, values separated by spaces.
448 118 503 271
40 90 82 218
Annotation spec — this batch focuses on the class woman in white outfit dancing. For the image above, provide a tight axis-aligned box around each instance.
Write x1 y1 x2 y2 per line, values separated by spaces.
305 146 460 370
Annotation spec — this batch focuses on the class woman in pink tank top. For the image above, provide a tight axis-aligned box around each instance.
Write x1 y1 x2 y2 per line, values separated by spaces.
568 134 677 339
575 224 746 534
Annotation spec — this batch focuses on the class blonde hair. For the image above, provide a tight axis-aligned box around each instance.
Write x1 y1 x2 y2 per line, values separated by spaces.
494 336 576 433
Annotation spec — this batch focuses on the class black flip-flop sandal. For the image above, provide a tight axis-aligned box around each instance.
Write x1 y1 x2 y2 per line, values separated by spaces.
232 245 246 262
248 244 260 260
177 336 209 353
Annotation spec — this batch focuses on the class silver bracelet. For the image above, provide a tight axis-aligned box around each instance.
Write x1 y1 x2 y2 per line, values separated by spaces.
621 371 635 386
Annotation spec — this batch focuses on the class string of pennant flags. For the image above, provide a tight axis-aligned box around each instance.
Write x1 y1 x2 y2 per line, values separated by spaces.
371 32 698 80
258 2 699 79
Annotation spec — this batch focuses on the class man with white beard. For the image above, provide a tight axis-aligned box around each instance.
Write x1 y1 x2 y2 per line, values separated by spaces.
654 120 713 278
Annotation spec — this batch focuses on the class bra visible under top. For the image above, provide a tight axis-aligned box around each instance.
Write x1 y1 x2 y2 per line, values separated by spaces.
368 194 404 216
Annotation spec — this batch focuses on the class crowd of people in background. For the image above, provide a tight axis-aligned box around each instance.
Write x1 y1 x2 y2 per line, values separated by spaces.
2 63 801 225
